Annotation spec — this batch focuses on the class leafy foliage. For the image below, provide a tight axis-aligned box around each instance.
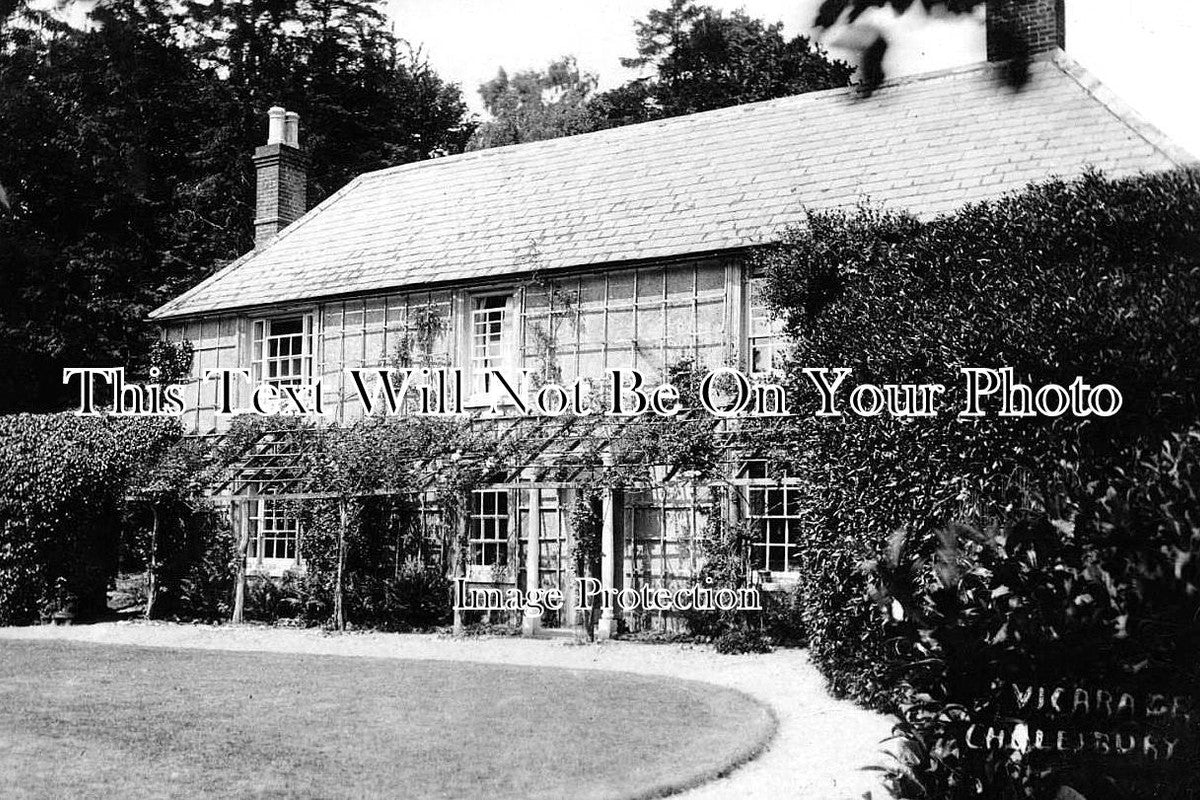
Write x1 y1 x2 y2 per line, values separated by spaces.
148 340 196 386
613 0 855 119
468 56 600 150
713 628 773 654
0 414 180 623
0 0 471 412
810 0 1048 93
753 168 1200 709
469 1 854 151
870 431 1200 798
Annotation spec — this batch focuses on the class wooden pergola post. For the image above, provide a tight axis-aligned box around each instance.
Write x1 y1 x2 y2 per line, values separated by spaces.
452 490 468 635
596 487 618 641
522 488 542 637
231 498 248 625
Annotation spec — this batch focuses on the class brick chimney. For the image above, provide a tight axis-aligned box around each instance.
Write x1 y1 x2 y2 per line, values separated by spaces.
253 106 308 249
987 0 1065 61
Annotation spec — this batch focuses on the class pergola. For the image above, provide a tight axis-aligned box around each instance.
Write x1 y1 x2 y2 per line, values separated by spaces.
203 412 785 634
208 412 771 498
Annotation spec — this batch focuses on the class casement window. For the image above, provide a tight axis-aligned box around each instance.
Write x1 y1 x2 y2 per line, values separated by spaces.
470 488 509 567
469 294 511 396
252 314 314 387
248 497 300 569
747 275 786 374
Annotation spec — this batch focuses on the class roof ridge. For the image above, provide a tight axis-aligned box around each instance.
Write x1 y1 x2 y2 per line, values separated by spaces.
150 57 1187 321
355 59 1007 183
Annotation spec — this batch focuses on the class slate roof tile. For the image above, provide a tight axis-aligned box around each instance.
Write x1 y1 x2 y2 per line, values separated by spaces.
151 54 1191 320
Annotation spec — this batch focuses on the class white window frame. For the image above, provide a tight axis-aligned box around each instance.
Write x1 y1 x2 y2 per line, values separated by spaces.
469 488 510 570
736 461 802 579
248 497 301 573
746 274 787 375
745 482 802 575
252 313 315 388
466 292 514 402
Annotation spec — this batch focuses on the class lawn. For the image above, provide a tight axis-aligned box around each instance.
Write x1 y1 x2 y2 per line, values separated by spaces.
0 639 775 799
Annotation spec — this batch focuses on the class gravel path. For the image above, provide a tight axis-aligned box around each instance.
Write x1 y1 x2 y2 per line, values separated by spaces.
0 623 894 799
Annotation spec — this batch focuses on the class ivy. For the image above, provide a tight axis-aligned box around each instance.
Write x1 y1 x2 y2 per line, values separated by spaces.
0 414 180 623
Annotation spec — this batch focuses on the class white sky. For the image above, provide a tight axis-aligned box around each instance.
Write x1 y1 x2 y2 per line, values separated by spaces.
389 0 1200 158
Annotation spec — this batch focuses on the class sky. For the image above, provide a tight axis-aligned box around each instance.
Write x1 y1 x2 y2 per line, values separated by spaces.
388 0 1200 158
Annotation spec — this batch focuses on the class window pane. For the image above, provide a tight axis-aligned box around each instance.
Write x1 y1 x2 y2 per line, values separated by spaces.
748 488 764 517
785 488 802 516
255 499 299 564
747 483 801 574
271 318 303 336
767 547 784 572
749 545 765 571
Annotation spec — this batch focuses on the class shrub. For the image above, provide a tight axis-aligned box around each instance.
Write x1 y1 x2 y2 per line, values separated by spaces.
713 628 773 655
760 584 806 647
344 559 452 632
294 495 451 631
244 572 309 623
755 168 1200 708
870 429 1200 799
0 414 179 624
171 511 237 621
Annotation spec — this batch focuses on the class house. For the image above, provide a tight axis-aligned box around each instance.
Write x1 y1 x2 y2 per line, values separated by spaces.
149 0 1192 636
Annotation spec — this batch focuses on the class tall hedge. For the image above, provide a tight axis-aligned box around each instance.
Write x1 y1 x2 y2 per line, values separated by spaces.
756 168 1200 707
0 414 180 623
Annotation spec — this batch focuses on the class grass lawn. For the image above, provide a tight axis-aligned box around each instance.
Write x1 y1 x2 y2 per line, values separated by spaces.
0 639 774 799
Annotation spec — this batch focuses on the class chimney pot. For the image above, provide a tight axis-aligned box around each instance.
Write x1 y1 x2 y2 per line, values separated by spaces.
254 106 308 249
267 106 286 145
284 111 300 148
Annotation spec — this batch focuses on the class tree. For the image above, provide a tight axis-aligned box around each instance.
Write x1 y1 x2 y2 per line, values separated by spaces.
176 0 473 196
0 2 239 412
467 3 855 151
466 56 600 150
0 0 472 413
595 0 854 123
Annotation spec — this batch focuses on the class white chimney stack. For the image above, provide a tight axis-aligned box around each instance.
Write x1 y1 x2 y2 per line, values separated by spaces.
284 111 300 147
266 106 286 146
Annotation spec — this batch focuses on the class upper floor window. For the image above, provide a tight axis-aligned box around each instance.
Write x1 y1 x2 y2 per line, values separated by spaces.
253 315 313 387
470 488 509 567
747 276 786 374
470 294 510 396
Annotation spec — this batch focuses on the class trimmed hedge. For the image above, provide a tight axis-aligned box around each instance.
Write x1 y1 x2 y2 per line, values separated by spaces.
0 414 180 623
757 168 1200 708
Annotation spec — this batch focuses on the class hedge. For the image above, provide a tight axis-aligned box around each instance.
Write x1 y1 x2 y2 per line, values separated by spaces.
0 414 180 623
870 428 1200 798
756 167 1200 708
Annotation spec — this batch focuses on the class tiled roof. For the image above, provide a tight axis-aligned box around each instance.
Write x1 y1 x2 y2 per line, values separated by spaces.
150 52 1191 320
